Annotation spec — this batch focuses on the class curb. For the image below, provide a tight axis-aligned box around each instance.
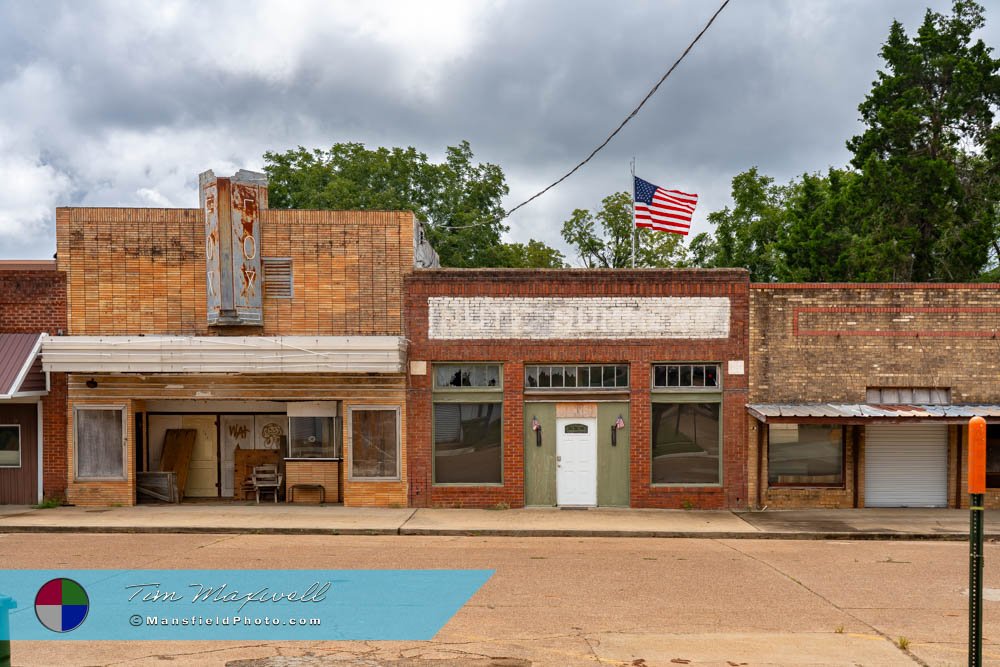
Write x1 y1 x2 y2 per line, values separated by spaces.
0 525 995 541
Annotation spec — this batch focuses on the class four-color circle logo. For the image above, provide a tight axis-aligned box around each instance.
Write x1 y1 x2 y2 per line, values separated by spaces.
35 578 89 633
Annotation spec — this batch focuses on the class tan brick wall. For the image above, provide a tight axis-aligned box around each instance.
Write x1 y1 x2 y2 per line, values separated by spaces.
285 461 340 504
56 207 414 336
750 284 1000 509
750 284 1000 404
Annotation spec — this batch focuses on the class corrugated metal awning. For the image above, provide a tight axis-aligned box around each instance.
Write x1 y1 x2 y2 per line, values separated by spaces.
748 403 1000 424
42 335 407 374
0 333 47 398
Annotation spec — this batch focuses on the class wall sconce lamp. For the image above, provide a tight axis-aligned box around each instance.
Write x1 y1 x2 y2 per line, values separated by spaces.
612 414 625 447
531 416 542 447
85 378 98 389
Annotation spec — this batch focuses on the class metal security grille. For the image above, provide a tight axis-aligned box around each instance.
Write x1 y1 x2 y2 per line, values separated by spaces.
864 424 948 507
262 258 293 298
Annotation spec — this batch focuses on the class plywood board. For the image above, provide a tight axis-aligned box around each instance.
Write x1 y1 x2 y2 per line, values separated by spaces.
158 429 196 497
220 415 254 497
255 414 287 451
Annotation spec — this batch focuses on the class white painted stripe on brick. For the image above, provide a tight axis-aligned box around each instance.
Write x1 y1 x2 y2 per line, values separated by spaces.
428 297 730 340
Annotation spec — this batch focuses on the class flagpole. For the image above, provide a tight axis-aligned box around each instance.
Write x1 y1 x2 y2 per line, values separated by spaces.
630 157 636 269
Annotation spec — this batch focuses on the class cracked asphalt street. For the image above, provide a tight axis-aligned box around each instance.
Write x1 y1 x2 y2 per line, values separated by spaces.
2 533 998 666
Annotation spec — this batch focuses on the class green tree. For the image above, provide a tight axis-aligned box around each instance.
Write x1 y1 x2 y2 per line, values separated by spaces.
560 191 688 268
775 169 858 282
263 141 563 268
845 0 1000 281
693 1 1000 282
496 239 567 268
689 168 786 281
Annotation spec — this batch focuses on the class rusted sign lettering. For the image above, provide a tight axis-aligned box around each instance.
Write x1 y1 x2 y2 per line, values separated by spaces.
200 169 267 325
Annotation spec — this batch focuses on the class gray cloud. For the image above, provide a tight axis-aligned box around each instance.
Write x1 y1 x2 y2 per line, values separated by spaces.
0 0 994 263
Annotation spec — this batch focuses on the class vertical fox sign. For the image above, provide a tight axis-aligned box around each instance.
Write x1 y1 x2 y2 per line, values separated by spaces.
199 169 267 326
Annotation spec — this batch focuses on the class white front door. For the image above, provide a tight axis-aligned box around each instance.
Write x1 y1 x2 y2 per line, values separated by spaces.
556 418 598 506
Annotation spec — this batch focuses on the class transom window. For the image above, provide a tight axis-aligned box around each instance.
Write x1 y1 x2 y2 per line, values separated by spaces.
434 364 501 389
653 364 720 390
525 365 629 390
866 387 950 405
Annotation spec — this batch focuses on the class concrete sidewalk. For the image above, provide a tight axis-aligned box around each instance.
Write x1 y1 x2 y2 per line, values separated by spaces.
1 504 998 539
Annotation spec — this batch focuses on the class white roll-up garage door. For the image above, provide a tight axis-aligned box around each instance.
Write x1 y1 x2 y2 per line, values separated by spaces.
865 424 948 507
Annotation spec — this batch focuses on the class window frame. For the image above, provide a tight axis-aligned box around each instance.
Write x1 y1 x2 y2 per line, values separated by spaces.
74 405 128 481
650 361 724 487
347 405 402 482
766 423 847 489
0 424 21 468
524 364 630 391
432 363 503 391
651 363 722 392
286 415 342 461
431 400 505 487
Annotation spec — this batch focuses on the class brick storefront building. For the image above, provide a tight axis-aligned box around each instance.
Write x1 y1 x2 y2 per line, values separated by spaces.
749 283 1000 509
39 170 434 507
0 262 67 503
405 269 750 509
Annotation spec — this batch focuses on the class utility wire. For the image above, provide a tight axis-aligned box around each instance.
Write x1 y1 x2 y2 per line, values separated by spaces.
443 0 731 231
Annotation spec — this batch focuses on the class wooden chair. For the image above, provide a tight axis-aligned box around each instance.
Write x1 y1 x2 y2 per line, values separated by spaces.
251 464 282 504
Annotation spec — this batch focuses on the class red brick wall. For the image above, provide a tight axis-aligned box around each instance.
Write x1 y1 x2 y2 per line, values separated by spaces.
405 269 750 509
0 267 68 500
0 270 65 335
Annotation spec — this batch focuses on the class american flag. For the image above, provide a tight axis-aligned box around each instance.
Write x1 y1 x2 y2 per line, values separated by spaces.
633 176 698 235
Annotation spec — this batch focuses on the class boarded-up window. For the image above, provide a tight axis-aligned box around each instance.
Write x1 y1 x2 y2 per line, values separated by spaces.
350 408 399 480
0 425 20 467
262 258 293 298
76 407 126 479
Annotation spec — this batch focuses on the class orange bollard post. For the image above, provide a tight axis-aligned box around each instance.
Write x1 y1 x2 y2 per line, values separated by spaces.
969 415 987 666
970 416 986 494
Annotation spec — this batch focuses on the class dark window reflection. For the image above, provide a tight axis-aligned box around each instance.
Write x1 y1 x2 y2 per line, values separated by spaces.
434 403 502 484
651 403 720 484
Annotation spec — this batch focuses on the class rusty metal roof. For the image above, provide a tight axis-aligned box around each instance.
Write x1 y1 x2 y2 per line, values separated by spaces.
748 403 1000 423
0 333 45 398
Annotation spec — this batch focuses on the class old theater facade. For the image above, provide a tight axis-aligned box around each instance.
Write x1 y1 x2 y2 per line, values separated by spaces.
42 170 426 507
405 269 750 509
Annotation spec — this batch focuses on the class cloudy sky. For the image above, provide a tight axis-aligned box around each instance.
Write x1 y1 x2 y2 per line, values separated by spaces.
0 0 996 262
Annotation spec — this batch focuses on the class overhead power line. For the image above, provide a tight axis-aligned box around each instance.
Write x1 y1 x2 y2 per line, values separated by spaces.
445 0 731 231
